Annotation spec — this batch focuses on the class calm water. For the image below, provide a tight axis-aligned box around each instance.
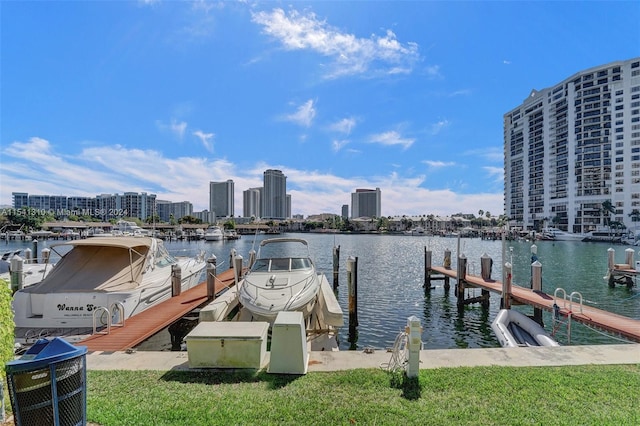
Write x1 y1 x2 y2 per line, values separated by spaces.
3 234 639 350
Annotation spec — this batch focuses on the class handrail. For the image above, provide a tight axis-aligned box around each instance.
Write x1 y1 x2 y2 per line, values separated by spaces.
110 302 126 327
93 306 110 335
554 288 568 309
569 291 584 315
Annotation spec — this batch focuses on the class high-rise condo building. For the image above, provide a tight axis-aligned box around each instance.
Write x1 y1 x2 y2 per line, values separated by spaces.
504 58 640 233
351 188 381 218
243 187 261 219
262 169 287 220
209 180 234 222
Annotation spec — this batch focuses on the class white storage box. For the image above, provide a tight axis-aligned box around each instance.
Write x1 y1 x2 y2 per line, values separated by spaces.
268 311 308 374
186 321 269 369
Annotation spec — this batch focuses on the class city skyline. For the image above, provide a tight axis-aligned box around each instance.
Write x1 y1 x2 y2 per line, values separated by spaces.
2 2 639 217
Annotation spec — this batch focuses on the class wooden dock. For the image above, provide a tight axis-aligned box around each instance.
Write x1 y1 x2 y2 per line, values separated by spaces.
79 268 239 351
429 265 640 343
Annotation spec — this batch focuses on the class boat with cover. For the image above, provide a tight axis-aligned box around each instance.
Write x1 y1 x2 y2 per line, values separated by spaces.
491 309 559 347
204 225 224 241
237 237 322 322
12 237 206 342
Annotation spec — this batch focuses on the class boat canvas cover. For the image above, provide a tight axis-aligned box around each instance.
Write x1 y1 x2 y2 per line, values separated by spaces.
21 237 152 293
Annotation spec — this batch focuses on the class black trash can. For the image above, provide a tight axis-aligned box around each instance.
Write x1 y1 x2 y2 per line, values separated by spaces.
5 337 87 426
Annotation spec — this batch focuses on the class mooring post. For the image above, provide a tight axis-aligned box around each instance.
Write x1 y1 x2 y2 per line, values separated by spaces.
32 240 38 263
424 247 432 289
531 260 543 325
456 254 467 305
10 255 23 294
206 255 217 300
333 245 340 290
24 248 32 264
406 316 421 379
444 249 451 269
502 262 512 309
229 249 237 269
233 254 244 285
41 247 50 265
347 256 358 327
607 247 615 270
171 264 182 297
625 248 634 266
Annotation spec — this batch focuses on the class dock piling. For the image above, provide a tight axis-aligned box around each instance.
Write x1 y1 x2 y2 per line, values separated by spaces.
171 264 182 297
333 245 340 290
502 262 512 309
206 255 217 300
531 260 543 325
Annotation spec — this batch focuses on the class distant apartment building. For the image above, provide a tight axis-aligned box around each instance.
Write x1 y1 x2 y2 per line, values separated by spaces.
341 204 349 219
243 187 261 219
262 169 287 220
504 57 640 233
157 200 193 222
351 188 381 218
209 180 234 222
12 191 156 221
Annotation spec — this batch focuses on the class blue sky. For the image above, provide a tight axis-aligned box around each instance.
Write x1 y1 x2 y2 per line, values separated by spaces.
2 1 639 218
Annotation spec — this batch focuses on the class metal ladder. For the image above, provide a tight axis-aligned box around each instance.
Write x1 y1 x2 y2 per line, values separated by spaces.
552 288 584 344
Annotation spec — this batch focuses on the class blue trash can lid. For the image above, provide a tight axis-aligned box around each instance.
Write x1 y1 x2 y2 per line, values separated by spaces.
6 337 87 372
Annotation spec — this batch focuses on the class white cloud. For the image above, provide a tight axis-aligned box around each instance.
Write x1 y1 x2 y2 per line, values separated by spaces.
283 99 316 127
0 137 504 218
423 160 455 168
193 130 215 152
430 119 450 135
329 117 357 135
171 120 187 139
252 8 420 79
483 166 504 183
332 139 350 152
368 130 414 149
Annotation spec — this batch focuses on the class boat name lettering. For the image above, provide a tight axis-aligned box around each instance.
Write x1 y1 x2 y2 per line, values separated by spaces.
57 303 98 312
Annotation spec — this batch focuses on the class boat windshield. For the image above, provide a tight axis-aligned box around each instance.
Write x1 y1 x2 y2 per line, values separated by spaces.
251 257 311 272
155 244 177 268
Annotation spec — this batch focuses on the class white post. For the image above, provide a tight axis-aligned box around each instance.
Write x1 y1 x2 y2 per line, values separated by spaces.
607 247 615 270
10 255 23 293
233 254 244 285
406 316 421 378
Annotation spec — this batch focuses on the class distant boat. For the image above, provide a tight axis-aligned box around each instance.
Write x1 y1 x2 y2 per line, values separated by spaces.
224 229 240 240
540 227 586 242
582 226 629 243
204 225 223 241
491 309 559 347
406 226 425 236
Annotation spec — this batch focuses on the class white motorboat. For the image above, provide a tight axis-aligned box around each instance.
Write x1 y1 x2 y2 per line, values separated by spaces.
204 225 223 241
12 237 206 341
237 238 322 322
491 309 559 347
540 227 586 242
582 226 629 243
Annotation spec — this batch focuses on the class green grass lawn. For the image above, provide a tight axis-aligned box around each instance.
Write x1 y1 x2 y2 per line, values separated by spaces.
85 365 640 425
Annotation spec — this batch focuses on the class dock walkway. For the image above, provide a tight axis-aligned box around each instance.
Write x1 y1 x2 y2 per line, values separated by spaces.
430 265 640 343
79 268 238 351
